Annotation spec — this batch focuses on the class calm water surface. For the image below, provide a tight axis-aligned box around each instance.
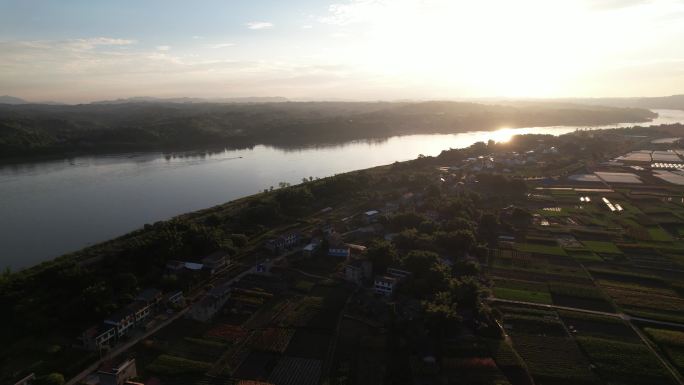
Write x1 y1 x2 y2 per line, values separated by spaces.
2 109 683 269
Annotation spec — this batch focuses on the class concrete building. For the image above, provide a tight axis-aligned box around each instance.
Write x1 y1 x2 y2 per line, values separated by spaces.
201 252 229 275
328 247 351 258
374 276 397 296
265 232 301 253
188 280 232 322
98 359 138 385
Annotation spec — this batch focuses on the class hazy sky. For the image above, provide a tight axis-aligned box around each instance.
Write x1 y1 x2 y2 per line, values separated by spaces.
1 0 683 102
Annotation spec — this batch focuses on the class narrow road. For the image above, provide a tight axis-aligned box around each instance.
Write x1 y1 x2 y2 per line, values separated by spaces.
487 297 684 385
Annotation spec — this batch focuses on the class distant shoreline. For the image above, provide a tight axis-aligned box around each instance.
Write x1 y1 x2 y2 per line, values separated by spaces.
0 101 657 165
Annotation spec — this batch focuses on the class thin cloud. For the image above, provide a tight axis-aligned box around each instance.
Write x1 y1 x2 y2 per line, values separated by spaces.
207 43 235 49
70 37 137 50
246 21 274 30
156 45 171 51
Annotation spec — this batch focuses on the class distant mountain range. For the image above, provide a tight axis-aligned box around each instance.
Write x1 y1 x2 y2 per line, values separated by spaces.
90 96 289 104
564 95 684 110
2 94 683 109
0 95 289 106
0 95 28 105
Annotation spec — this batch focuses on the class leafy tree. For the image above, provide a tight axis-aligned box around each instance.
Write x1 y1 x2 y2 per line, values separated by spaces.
418 220 436 235
402 250 440 277
450 276 485 309
510 207 533 227
230 233 248 247
367 240 398 275
435 230 475 256
423 291 462 338
388 212 426 232
477 213 499 243
36 373 65 385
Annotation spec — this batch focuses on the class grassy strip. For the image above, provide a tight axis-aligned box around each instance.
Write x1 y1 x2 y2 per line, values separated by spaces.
493 287 552 305
581 241 622 254
147 354 212 375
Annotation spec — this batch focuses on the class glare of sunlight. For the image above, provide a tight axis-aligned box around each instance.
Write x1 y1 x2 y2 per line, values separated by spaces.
487 127 519 143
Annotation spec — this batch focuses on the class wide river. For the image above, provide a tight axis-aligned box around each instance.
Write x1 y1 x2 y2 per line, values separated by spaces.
2 109 683 270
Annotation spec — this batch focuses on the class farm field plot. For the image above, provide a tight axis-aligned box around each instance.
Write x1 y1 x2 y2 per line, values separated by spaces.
285 329 332 359
509 335 600 385
489 267 593 286
147 354 212 376
643 327 684 374
232 350 278 381
329 318 380 385
567 249 603 262
648 226 675 242
250 327 295 353
492 278 552 304
268 356 323 385
515 242 568 257
601 286 684 323
558 311 638 341
503 313 567 337
487 339 532 385
576 336 674 385
581 241 623 255
548 282 615 313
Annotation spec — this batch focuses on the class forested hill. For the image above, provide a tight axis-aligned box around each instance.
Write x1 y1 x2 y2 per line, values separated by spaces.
0 101 655 159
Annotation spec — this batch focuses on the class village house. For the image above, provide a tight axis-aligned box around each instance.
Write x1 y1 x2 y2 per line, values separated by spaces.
129 302 152 324
364 210 380 224
188 280 232 322
320 223 335 236
135 288 162 307
264 232 301 253
302 241 320 256
166 290 185 307
374 275 397 296
104 308 136 338
255 258 273 275
344 259 372 285
165 259 185 272
328 246 351 258
345 264 364 285
81 288 180 350
374 267 412 296
201 251 229 275
98 358 138 385
80 323 117 350
387 268 412 281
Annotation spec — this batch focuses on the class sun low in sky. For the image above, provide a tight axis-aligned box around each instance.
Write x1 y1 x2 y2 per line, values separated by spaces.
1 0 683 103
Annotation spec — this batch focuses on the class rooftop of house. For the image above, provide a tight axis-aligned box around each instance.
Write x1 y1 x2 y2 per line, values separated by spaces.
184 262 204 270
386 267 412 278
99 358 136 375
84 323 116 338
104 307 135 323
135 288 161 303
201 251 227 264
375 275 397 284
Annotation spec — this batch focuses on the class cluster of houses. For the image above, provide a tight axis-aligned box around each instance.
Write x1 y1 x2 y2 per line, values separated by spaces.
80 288 184 351
165 251 229 276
